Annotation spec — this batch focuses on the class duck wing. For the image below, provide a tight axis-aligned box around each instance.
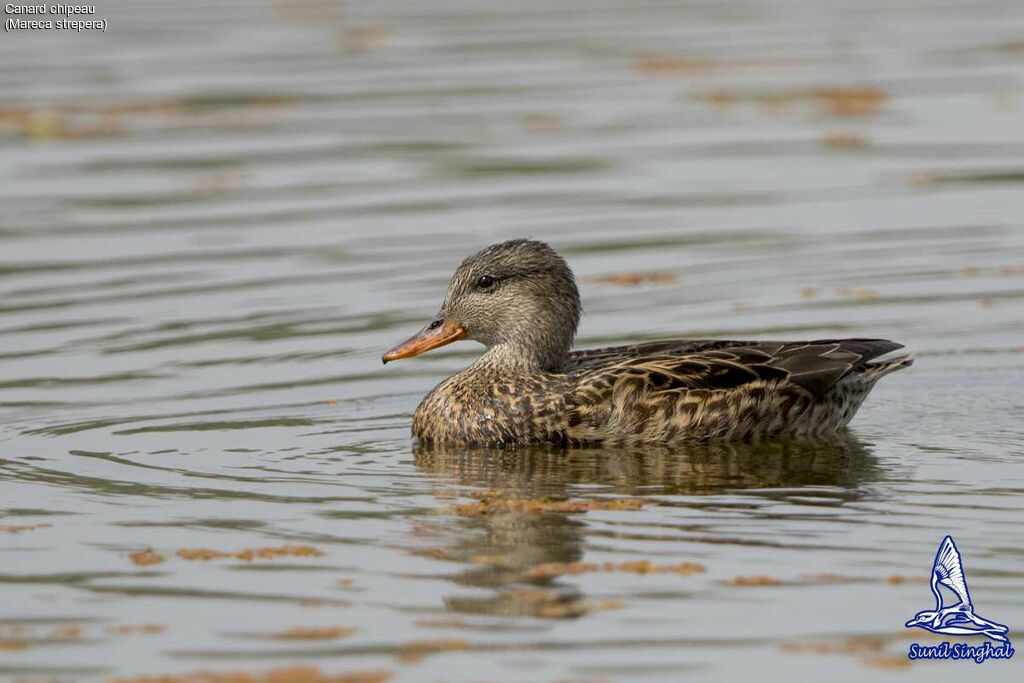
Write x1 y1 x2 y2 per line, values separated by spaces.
569 339 906 396
564 339 907 442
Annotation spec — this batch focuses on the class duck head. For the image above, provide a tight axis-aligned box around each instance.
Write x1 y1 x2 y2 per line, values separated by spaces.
382 239 581 371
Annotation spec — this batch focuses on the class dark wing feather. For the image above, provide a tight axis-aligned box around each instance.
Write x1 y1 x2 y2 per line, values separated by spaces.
568 338 903 397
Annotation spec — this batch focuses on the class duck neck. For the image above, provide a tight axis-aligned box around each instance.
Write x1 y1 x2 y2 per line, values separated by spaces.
475 336 571 374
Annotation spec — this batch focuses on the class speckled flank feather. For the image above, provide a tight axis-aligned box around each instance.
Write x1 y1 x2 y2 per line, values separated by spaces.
563 339 912 443
394 240 912 447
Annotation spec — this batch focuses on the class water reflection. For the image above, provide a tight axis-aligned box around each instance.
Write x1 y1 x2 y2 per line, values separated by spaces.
415 435 878 497
414 436 877 619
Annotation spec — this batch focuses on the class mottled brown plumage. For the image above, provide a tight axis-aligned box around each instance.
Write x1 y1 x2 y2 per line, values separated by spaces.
383 240 912 447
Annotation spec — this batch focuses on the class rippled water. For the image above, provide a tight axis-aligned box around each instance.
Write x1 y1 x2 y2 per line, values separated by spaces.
2 0 1023 681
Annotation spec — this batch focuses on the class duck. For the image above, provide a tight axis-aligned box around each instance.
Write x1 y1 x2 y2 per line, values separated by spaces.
382 239 912 447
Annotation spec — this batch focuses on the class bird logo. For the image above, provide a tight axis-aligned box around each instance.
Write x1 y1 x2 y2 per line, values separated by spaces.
905 536 1009 643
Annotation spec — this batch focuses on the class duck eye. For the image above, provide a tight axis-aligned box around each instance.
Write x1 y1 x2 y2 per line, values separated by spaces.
476 275 495 289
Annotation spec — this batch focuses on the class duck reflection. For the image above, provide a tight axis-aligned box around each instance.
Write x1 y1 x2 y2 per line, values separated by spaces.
412 435 877 619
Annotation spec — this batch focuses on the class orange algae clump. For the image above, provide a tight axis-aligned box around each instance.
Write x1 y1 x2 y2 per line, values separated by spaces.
835 287 881 301
800 573 848 583
633 55 712 75
885 574 928 585
452 492 642 516
0 523 51 533
105 667 391 683
413 617 466 629
176 545 325 561
269 627 356 641
107 624 166 635
130 550 166 566
527 560 705 578
49 626 83 639
697 86 886 118
722 575 783 586
813 87 887 117
398 638 470 663
822 132 869 148
780 636 886 654
593 272 677 287
523 113 565 134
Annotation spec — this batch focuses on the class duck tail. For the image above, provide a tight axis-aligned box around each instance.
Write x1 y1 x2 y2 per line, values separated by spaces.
863 348 914 379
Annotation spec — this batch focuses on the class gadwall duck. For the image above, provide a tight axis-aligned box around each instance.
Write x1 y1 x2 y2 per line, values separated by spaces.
383 239 911 446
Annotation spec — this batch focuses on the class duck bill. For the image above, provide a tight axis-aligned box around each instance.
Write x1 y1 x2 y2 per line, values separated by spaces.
382 316 467 364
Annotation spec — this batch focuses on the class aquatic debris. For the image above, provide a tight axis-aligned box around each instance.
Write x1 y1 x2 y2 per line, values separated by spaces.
397 638 470 663
814 87 887 117
720 573 929 588
335 577 355 587
267 626 356 641
633 55 798 77
0 523 51 533
704 91 738 108
957 265 1023 278
633 55 712 76
799 288 819 299
0 624 32 637
189 170 246 196
527 560 705 578
450 493 643 516
904 171 937 187
0 96 293 142
907 169 1024 187
799 573 848 583
822 132 869 149
698 86 887 118
835 287 881 302
523 113 565 134
780 635 886 654
129 549 166 566
105 667 391 683
48 626 83 639
861 654 913 669
338 25 392 53
0 639 29 651
721 575 783 587
884 574 929 585
175 545 325 561
593 272 677 287
413 617 466 629
106 624 166 636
